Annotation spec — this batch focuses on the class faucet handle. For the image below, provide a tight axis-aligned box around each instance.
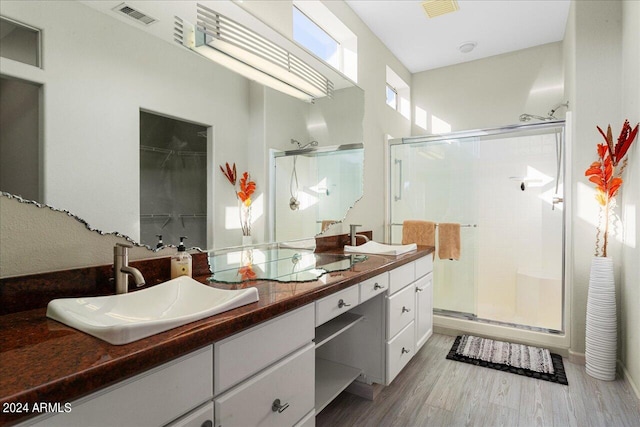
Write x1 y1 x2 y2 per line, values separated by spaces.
114 242 133 255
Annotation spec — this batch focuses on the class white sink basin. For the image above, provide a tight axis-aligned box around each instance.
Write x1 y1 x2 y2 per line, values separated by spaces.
46 276 259 345
344 241 417 256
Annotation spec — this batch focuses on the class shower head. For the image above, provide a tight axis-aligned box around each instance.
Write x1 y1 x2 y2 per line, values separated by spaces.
547 101 569 119
290 139 319 149
520 101 569 122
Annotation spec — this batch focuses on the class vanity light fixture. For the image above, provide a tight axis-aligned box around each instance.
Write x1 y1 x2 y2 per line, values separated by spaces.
174 4 333 102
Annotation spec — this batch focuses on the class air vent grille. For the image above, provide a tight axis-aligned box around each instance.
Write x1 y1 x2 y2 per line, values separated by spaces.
421 0 459 18
114 3 157 25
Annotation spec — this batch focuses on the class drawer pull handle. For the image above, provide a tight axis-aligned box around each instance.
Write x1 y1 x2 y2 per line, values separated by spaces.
338 299 351 309
416 287 424 293
272 399 290 413
402 347 411 355
374 283 383 290
402 306 411 313
201 421 213 427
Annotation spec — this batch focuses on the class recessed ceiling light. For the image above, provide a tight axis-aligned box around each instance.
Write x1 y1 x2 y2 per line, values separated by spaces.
458 41 477 53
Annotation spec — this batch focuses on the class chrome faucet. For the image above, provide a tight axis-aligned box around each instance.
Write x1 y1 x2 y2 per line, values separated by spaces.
114 243 146 294
349 224 370 246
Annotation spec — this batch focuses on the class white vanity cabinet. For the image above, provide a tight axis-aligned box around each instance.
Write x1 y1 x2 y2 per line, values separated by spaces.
415 272 434 351
213 304 315 427
385 263 416 385
385 256 434 385
315 255 435 393
24 346 214 427
414 255 434 351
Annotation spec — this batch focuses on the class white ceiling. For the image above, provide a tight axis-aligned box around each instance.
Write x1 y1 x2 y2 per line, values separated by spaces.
345 0 570 73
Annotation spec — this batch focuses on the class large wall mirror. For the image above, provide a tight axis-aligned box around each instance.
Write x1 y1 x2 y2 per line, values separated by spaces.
0 0 364 251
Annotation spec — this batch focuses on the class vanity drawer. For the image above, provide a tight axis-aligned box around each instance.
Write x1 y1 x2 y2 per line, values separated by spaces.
387 283 415 339
415 255 434 279
214 344 315 427
28 346 213 427
388 262 415 295
386 321 415 385
359 272 389 303
214 304 314 394
315 285 359 326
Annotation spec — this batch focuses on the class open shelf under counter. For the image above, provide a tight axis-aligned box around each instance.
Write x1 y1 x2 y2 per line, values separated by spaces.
314 312 364 349
315 358 362 414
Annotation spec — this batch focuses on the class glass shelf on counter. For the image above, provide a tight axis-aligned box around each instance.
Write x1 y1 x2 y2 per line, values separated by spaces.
207 244 367 284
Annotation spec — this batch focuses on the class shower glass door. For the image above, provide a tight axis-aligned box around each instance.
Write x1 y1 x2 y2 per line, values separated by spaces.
389 123 565 332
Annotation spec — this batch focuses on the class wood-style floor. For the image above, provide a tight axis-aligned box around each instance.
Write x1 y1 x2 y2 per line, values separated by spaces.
316 334 640 427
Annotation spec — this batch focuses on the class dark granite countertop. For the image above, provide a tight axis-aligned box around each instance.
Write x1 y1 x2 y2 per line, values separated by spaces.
0 246 433 426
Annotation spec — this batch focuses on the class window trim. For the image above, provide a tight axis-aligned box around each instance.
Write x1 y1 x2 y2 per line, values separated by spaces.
291 1 358 82
293 6 341 70
386 83 399 111
0 16 42 68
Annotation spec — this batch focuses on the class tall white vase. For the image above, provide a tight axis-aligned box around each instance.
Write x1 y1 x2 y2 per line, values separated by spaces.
585 256 617 381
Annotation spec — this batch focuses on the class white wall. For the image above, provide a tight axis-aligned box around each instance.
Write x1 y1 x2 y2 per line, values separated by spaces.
411 42 565 133
0 0 251 251
567 0 623 362
619 0 640 398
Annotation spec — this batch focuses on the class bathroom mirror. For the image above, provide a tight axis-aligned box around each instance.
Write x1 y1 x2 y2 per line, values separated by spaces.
0 0 364 250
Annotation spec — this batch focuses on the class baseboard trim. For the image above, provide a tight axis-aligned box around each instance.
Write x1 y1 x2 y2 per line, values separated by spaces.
619 360 640 402
568 349 585 365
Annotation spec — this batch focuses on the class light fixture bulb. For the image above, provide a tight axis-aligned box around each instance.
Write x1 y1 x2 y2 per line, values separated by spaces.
458 41 477 54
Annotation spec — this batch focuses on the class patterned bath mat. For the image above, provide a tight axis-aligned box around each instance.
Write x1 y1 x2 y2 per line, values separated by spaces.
446 335 568 385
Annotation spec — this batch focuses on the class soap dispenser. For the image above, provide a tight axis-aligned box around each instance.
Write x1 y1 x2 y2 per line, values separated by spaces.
170 236 192 279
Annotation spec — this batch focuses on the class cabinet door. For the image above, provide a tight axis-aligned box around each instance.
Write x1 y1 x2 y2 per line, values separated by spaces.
214 344 314 427
415 273 433 351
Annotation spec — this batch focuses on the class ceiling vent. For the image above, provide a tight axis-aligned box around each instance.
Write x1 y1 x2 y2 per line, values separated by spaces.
421 0 459 18
113 3 157 26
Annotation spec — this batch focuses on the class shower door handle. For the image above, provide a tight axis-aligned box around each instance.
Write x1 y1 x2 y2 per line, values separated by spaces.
394 159 403 201
552 196 564 210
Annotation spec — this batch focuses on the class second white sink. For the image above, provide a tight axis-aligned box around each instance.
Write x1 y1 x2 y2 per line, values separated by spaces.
344 241 417 256
46 276 259 345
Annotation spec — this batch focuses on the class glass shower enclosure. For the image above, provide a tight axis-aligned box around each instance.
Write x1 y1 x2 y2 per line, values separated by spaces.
389 122 565 332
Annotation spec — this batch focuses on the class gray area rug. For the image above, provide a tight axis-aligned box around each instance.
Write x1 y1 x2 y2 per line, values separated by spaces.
447 335 568 385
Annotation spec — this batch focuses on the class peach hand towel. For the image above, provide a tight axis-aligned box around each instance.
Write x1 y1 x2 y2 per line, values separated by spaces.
321 220 337 232
402 220 436 246
438 223 461 260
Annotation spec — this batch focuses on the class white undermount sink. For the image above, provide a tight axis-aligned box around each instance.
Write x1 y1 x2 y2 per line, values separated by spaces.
344 241 417 256
46 276 259 345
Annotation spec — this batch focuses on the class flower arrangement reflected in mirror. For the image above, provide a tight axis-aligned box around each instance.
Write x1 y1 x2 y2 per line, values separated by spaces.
220 162 257 240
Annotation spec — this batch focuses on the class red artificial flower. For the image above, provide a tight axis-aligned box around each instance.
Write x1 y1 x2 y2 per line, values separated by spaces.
220 162 237 186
